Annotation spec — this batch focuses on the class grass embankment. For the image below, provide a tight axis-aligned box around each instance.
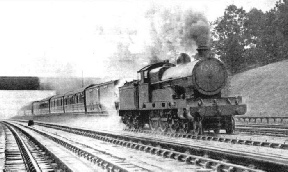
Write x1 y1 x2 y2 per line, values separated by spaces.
229 60 288 117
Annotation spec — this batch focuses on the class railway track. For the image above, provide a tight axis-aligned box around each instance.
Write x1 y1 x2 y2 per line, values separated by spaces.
15 119 288 150
235 123 288 136
124 128 288 150
9 121 262 172
15 120 288 172
0 123 70 171
237 123 288 129
2 121 151 172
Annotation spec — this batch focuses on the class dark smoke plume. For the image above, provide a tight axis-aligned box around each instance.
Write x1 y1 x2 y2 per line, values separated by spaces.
183 10 210 47
145 6 211 62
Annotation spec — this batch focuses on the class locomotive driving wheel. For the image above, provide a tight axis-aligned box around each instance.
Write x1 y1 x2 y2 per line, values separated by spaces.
133 114 144 130
226 117 235 134
214 129 220 134
149 111 159 131
159 118 169 132
158 110 170 132
122 113 133 129
192 120 203 135
178 120 190 134
149 119 158 131
167 118 179 133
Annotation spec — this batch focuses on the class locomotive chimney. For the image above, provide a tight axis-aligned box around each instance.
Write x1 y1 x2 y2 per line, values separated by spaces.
176 53 191 65
196 45 210 59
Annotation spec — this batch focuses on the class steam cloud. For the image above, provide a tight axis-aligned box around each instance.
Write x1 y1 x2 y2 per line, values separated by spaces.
183 11 211 47
95 5 211 83
146 6 211 63
40 77 102 94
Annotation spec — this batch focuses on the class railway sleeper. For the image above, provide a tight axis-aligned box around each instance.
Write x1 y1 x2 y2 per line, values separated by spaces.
27 121 282 171
124 127 288 150
7 122 149 172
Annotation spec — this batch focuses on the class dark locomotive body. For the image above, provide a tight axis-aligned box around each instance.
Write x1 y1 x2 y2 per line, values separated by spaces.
119 47 246 134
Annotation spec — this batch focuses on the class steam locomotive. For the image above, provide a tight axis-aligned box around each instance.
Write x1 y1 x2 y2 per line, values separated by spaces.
19 45 246 135
118 46 246 134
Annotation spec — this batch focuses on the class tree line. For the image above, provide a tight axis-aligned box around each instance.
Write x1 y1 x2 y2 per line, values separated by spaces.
212 0 288 74
103 1 288 76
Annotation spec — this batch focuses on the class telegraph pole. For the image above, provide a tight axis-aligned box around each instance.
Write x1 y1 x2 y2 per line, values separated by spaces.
82 70 84 87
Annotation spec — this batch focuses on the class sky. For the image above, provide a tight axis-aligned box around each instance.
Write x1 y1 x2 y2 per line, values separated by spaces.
0 0 278 79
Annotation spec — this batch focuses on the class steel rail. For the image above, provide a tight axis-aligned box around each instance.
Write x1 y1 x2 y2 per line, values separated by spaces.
15 119 288 150
236 126 288 136
32 121 288 172
2 121 73 172
5 124 42 172
6 121 149 172
125 128 288 149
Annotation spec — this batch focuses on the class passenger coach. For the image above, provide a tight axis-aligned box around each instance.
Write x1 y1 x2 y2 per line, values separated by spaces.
19 80 119 116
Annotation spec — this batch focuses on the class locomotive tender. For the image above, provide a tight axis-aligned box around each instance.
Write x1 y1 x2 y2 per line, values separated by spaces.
119 46 246 134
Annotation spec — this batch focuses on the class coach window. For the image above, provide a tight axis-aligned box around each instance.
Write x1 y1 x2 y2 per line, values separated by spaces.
79 93 84 103
79 93 82 103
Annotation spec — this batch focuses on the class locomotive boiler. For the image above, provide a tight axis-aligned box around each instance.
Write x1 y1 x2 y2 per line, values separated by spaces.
119 46 246 134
